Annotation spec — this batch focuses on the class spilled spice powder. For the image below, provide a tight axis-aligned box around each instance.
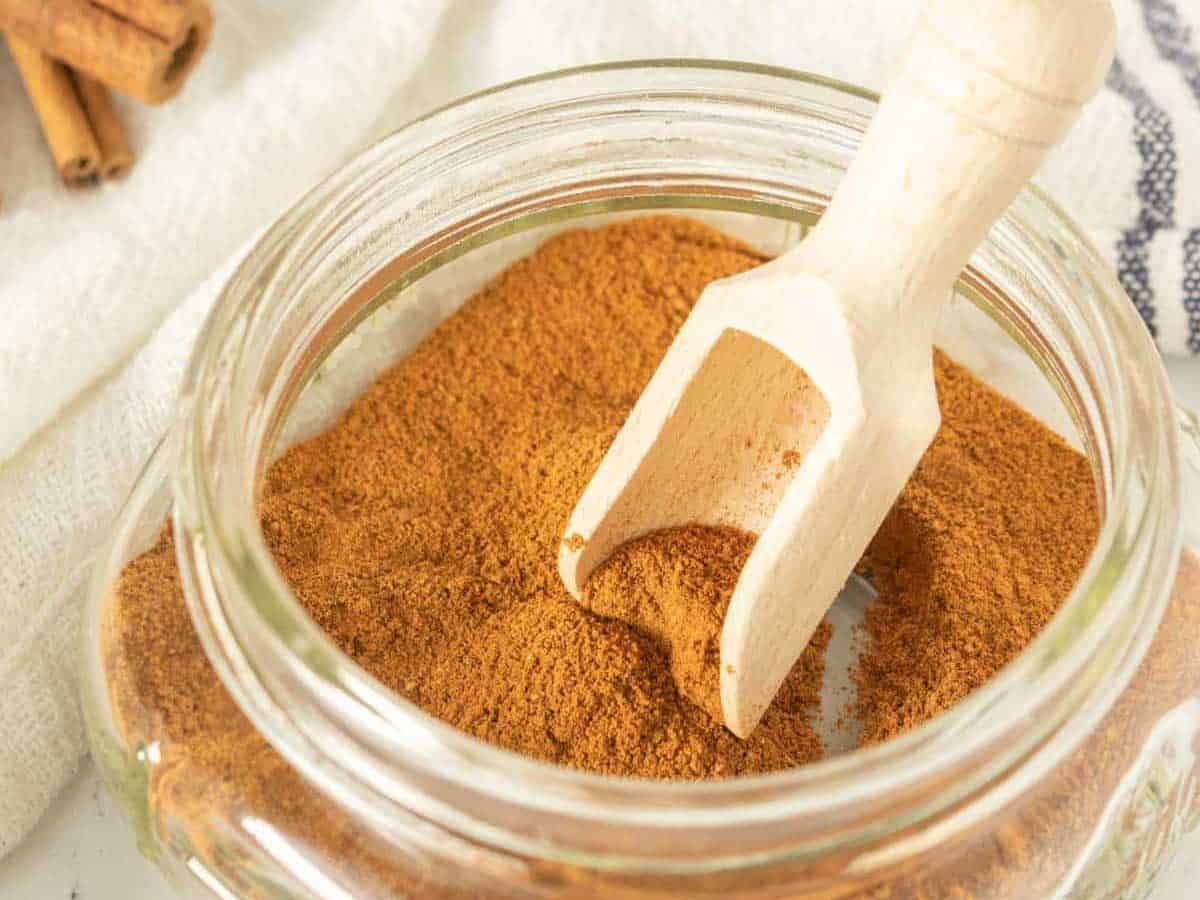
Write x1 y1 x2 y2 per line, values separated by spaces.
95 215 1197 899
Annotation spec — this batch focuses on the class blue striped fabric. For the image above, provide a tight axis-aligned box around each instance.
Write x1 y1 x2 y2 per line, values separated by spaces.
1106 55 1175 339
1114 0 1200 352
1186 229 1200 353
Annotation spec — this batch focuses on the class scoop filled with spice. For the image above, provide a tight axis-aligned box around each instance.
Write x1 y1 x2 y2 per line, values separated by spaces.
559 0 1117 738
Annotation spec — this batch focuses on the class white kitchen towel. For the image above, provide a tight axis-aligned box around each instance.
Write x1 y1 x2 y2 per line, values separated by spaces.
2 0 1199 857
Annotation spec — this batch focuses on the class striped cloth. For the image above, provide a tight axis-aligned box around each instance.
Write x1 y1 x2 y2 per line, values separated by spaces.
1077 0 1200 354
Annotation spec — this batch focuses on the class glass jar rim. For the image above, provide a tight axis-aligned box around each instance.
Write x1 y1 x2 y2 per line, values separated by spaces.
171 60 1184 864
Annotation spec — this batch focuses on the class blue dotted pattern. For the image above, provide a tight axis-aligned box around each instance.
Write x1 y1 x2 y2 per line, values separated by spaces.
1186 229 1200 353
1105 56 1176 339
1139 0 1200 352
1142 0 1200 100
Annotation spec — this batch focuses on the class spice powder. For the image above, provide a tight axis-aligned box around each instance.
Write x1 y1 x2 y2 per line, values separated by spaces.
100 215 1194 898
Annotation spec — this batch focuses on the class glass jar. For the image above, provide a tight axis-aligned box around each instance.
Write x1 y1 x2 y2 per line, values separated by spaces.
82 62 1200 899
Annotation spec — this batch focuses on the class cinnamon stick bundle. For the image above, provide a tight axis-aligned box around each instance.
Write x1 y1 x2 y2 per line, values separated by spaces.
0 0 212 104
6 33 132 185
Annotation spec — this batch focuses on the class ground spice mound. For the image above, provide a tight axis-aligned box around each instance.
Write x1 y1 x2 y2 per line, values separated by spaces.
112 217 836 782
256 217 835 777
854 358 1099 743
105 214 1099 778
100 215 1140 897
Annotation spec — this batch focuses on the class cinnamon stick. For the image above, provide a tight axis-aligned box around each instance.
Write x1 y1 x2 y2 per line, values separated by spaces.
73 73 133 178
0 0 213 104
6 32 99 186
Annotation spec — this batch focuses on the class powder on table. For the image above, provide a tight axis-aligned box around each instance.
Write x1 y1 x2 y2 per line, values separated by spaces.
100 215 1144 898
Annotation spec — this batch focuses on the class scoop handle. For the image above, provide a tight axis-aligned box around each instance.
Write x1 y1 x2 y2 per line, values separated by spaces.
796 0 1116 325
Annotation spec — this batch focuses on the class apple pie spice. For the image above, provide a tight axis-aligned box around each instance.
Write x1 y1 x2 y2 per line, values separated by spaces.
101 217 1199 896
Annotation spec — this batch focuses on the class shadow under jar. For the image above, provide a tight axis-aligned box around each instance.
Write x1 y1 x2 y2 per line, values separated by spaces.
82 62 1200 899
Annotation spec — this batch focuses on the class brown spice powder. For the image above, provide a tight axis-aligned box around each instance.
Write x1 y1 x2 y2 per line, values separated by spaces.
112 218 830 785
97 215 1191 899
854 357 1099 743
257 217 835 778
579 524 825 729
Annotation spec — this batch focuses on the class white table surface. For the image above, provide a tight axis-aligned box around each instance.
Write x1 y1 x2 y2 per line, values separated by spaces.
3 358 1200 900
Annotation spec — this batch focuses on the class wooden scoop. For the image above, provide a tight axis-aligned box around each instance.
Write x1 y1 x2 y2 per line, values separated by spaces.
559 0 1117 738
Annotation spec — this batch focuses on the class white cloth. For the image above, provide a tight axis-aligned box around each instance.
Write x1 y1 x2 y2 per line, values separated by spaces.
2 0 1199 857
